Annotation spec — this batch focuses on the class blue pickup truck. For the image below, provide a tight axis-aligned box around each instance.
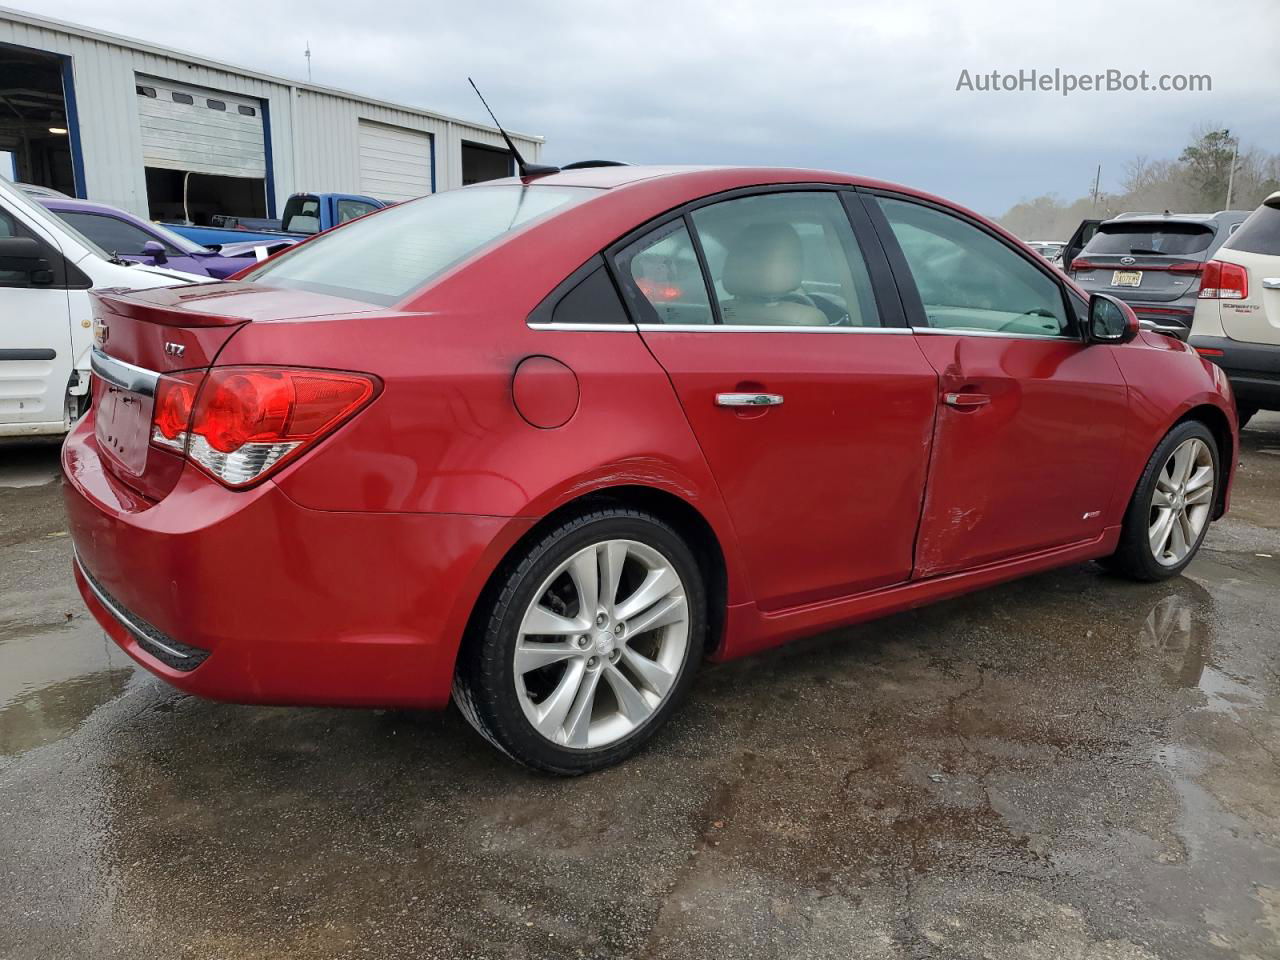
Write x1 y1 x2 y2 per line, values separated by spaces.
166 192 388 248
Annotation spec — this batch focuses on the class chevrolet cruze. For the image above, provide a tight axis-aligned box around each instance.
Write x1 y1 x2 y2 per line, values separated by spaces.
63 165 1237 773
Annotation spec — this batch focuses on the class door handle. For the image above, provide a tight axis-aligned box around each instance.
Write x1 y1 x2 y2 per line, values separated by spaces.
715 392 784 407
942 392 990 409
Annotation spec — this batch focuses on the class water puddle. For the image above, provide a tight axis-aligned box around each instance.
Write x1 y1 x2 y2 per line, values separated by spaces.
0 625 138 756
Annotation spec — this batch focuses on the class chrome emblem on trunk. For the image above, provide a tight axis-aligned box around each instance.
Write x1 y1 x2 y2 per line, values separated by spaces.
164 342 186 358
1120 256 1136 265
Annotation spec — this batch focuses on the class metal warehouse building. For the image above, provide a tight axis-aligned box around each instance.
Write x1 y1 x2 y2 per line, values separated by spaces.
0 7 543 223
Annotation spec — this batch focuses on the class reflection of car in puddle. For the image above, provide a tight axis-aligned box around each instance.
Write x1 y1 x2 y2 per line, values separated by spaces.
1135 581 1262 716
1136 585 1212 689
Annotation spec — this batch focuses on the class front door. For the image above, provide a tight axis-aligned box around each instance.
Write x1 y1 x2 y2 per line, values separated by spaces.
613 190 939 611
868 194 1130 577
0 202 73 433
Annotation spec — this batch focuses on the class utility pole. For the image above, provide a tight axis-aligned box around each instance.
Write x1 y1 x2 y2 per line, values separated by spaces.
305 41 312 83
1225 136 1239 209
1091 164 1102 210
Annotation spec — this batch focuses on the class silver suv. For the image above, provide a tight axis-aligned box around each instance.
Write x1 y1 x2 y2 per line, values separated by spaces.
1070 210 1249 339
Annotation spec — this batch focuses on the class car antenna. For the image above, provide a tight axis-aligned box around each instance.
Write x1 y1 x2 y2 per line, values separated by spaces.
467 78 559 179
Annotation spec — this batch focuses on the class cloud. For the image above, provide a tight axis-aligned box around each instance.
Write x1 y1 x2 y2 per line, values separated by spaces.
22 0 1280 215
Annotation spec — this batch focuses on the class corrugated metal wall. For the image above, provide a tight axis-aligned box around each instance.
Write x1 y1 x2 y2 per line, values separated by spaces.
0 11 542 218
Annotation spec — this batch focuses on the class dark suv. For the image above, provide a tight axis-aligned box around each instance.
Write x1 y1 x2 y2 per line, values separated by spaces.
1070 211 1249 338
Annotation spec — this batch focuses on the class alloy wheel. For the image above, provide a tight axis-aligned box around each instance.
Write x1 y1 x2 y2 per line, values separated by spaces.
1148 437 1214 567
513 539 690 749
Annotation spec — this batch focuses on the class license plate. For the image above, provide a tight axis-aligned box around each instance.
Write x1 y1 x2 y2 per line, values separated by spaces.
95 385 152 476
1112 270 1142 287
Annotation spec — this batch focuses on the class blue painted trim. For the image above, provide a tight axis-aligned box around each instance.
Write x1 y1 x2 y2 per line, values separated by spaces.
260 97 276 217
59 55 87 198
429 131 437 194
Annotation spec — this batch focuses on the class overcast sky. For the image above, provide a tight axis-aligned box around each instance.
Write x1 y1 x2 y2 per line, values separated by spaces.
24 0 1280 216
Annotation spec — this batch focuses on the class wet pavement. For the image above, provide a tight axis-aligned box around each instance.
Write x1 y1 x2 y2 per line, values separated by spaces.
2 419 1279 960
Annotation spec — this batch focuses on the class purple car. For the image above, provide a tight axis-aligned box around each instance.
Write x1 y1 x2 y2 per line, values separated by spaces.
38 198 297 279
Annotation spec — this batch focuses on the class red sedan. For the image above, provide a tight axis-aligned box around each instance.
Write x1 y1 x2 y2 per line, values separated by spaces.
63 165 1237 773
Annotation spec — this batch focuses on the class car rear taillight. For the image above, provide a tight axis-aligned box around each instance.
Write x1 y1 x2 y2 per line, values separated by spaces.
149 367 377 487
1168 261 1204 275
1198 260 1248 300
1195 347 1225 357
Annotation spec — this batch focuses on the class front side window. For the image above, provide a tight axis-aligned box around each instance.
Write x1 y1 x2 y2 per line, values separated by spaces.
247 185 592 306
690 192 880 327
56 211 169 256
878 197 1071 337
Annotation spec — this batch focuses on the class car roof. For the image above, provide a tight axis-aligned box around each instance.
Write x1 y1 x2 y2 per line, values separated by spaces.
482 163 902 192
38 196 137 218
1099 211 1247 229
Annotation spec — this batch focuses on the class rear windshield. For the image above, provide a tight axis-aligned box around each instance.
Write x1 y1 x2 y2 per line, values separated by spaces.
1225 201 1280 256
1083 222 1215 257
246 185 594 305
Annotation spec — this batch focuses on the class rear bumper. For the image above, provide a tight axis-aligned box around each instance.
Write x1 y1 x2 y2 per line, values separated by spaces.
62 418 531 709
1189 335 1280 409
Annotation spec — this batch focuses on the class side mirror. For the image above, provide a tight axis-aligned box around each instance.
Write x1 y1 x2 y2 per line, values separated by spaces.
0 236 54 285
1086 293 1139 344
141 240 168 264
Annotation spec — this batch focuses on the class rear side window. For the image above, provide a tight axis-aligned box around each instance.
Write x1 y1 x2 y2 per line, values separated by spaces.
336 199 378 224
552 266 629 325
1084 222 1214 257
248 185 592 306
690 191 881 327
615 221 714 325
1226 202 1280 256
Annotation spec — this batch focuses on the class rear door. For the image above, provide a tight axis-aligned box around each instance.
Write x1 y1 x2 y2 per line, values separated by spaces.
0 199 74 433
613 189 938 611
865 193 1130 576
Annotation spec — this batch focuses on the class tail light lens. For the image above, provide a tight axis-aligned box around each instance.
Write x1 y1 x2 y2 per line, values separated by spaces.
1069 258 1097 272
149 366 377 488
1199 260 1249 300
1168 261 1204 275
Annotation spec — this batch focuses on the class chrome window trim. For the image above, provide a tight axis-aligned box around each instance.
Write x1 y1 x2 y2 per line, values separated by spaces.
635 324 912 334
910 326 1071 342
526 322 640 332
74 554 192 662
90 348 159 397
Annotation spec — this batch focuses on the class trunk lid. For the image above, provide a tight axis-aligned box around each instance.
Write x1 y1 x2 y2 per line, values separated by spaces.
90 282 374 499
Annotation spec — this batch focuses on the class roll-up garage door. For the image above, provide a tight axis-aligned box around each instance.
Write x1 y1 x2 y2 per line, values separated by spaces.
135 76 265 178
357 120 432 203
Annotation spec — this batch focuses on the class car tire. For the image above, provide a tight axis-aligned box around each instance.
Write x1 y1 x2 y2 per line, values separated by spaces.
1237 405 1258 430
1103 420 1219 582
453 507 706 774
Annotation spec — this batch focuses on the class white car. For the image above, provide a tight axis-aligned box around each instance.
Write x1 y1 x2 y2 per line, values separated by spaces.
1189 191 1280 428
1027 240 1066 267
0 178 198 437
